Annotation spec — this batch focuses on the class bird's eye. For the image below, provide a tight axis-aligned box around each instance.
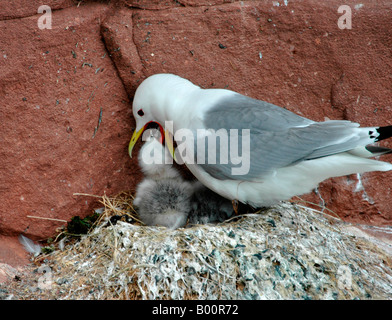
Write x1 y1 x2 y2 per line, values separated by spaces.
137 109 144 117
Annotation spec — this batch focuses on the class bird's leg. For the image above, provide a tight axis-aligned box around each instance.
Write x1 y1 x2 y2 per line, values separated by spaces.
232 199 239 215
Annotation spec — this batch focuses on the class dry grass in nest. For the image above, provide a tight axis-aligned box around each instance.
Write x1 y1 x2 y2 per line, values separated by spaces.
3 191 392 300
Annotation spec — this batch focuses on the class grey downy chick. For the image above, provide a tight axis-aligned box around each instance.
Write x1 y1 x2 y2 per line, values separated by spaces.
188 181 236 226
133 129 193 229
136 128 181 181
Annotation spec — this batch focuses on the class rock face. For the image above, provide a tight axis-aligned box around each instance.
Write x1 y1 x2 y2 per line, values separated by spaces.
0 3 139 250
1 0 391 265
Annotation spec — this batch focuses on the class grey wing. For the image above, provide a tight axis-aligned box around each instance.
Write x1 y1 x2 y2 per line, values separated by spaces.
206 93 314 131
198 93 366 180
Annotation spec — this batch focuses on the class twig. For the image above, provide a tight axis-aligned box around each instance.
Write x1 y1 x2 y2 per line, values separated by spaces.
293 196 341 220
27 216 67 223
73 193 102 198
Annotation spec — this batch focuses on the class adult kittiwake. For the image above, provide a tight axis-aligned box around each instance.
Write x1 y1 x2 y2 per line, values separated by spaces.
128 74 392 207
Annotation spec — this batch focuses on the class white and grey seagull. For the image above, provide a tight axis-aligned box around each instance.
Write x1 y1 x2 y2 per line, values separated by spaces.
128 74 392 207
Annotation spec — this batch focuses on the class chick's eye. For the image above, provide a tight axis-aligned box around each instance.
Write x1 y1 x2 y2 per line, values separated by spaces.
137 109 144 117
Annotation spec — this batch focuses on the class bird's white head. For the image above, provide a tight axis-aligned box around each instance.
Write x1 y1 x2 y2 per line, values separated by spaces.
129 73 198 158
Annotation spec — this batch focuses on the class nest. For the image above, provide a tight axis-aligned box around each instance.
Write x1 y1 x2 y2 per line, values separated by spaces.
4 192 392 300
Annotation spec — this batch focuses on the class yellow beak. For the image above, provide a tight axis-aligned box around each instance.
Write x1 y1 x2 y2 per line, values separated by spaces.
164 128 177 162
128 127 145 158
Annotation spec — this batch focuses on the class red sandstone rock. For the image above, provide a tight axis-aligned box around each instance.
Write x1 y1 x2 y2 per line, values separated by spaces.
0 236 30 268
0 3 140 241
1 0 392 266
101 8 144 96
0 0 74 20
125 0 180 10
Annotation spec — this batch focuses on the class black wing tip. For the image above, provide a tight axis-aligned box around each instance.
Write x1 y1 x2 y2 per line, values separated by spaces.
375 125 392 142
365 145 392 156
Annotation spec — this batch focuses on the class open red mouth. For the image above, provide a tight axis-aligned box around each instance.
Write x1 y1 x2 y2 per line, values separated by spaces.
144 121 165 145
